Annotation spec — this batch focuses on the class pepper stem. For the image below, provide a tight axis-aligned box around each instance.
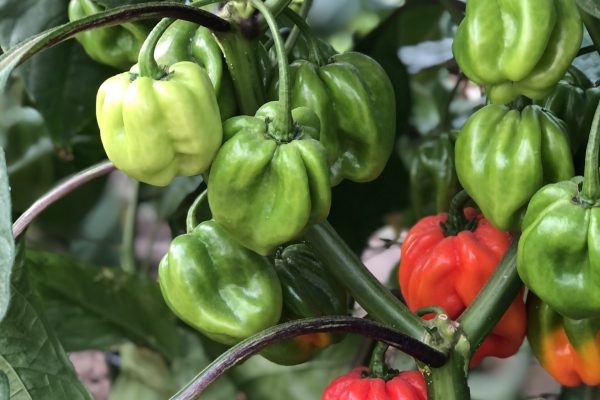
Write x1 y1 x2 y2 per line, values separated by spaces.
368 342 389 379
138 17 174 79
582 100 600 202
441 190 475 237
251 0 292 138
283 7 325 66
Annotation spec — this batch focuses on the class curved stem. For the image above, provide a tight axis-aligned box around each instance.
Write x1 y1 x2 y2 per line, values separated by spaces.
283 7 324 66
458 238 521 353
0 2 231 90
139 18 173 78
171 316 447 400
583 100 600 201
283 0 312 57
304 222 429 342
186 190 208 233
12 161 116 238
368 341 388 378
441 190 473 236
251 0 292 135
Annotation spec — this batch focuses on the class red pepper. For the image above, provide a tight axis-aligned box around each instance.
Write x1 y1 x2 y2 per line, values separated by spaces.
322 367 426 400
398 206 526 366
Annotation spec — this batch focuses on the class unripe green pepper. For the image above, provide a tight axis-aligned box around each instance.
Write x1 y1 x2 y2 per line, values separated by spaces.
271 52 396 185
158 220 282 345
154 20 237 120
261 243 347 365
517 103 600 319
453 0 582 104
208 101 331 255
96 20 222 186
455 104 573 230
68 0 150 69
409 132 459 218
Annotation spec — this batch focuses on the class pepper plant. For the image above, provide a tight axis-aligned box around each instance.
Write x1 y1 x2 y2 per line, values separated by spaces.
2 0 600 399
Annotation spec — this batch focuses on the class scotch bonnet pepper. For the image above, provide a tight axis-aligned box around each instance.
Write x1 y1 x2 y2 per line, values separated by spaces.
517 103 600 320
68 0 149 69
399 196 525 367
158 220 282 345
96 20 222 186
453 0 582 104
208 101 331 255
455 104 573 230
528 295 600 387
261 243 347 365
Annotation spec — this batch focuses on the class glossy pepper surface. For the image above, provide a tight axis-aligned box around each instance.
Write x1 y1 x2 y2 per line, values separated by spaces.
68 0 149 69
208 101 331 255
154 19 237 120
409 132 459 218
158 220 282 345
455 104 573 230
399 207 525 366
517 103 600 319
322 367 426 400
96 61 222 186
261 243 347 365
452 0 582 104
528 295 600 387
271 52 396 185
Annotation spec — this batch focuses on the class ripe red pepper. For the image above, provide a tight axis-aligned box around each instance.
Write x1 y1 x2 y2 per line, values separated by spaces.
322 367 426 400
398 201 526 366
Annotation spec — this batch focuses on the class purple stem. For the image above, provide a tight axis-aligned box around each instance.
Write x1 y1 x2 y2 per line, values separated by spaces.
12 160 115 238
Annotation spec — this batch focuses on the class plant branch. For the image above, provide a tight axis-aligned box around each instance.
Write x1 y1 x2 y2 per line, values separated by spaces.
304 221 429 342
171 316 447 400
121 179 139 274
458 238 522 353
12 161 115 238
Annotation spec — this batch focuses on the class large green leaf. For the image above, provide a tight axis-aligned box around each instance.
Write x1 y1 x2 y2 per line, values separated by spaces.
28 250 180 360
0 243 92 400
0 147 13 321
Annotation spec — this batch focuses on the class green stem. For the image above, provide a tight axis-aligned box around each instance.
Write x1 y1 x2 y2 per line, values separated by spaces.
421 335 471 400
368 342 388 378
440 74 463 130
441 190 473 236
283 0 312 57
186 190 209 233
283 7 325 66
580 8 600 57
252 0 292 136
304 221 429 341
458 238 521 354
121 179 139 273
583 100 600 201
138 18 174 78
263 0 294 18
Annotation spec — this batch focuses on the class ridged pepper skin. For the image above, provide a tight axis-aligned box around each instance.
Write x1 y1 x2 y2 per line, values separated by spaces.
271 52 396 185
322 367 426 400
68 0 149 69
517 176 600 319
96 61 222 186
535 67 593 152
158 220 282 345
153 20 237 120
261 243 347 365
527 295 600 387
455 104 574 231
399 208 525 367
208 101 331 255
409 133 459 218
452 0 582 104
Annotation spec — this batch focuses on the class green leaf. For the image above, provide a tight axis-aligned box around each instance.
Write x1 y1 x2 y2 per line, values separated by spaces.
0 147 14 322
0 243 92 400
577 0 600 19
28 250 180 360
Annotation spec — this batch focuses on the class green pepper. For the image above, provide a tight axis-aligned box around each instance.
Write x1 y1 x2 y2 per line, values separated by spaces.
154 19 237 120
452 0 582 104
158 220 282 345
517 102 600 320
409 132 459 218
527 294 600 387
96 20 222 186
261 243 347 365
270 52 396 185
208 101 330 255
68 0 150 69
455 104 573 230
